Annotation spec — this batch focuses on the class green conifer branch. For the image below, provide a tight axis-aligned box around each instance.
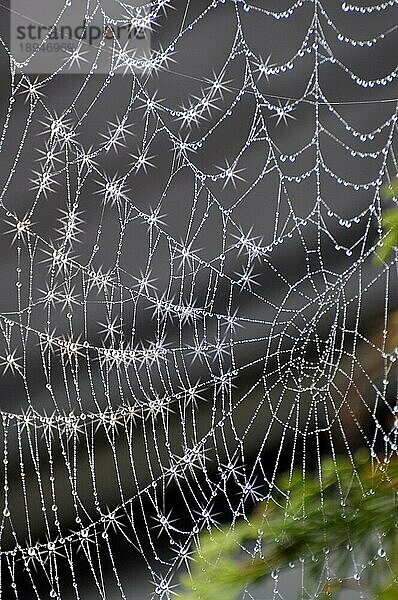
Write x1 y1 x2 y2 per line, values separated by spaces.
179 454 398 599
376 178 398 262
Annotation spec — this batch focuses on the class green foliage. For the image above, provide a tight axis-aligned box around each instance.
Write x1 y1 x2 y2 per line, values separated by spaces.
376 178 398 263
179 454 398 599
376 207 398 263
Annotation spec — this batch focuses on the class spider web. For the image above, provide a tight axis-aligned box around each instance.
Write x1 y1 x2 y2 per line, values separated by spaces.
0 0 397 598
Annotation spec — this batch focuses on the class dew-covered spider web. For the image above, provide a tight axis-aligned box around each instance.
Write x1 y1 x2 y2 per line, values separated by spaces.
0 0 397 598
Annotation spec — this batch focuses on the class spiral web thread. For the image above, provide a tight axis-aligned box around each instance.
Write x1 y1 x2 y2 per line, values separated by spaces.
0 0 397 597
